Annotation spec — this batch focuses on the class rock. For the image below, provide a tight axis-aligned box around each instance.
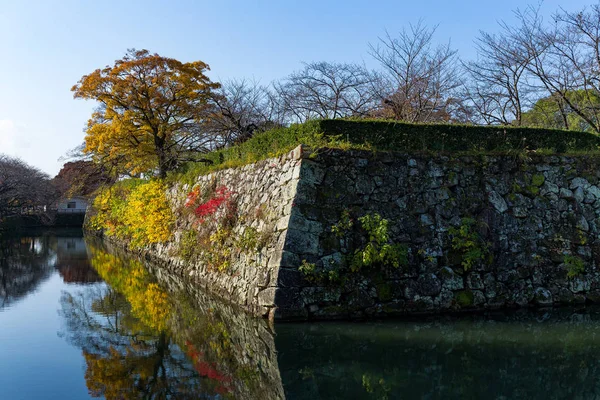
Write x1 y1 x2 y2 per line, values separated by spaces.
420 214 434 226
577 216 589 232
560 188 574 199
488 190 508 213
570 276 591 293
467 273 484 290
570 177 590 190
588 185 600 199
439 267 464 290
533 287 553 306
513 207 528 218
417 273 442 296
543 182 559 194
574 187 585 203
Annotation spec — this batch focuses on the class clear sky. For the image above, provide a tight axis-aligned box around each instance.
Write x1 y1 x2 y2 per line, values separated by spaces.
0 0 595 176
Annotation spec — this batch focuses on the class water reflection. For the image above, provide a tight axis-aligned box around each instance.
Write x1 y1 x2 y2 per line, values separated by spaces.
0 233 101 310
73 241 600 400
277 311 600 399
0 235 55 309
60 286 203 398
55 237 101 284
6 233 600 399
60 240 284 399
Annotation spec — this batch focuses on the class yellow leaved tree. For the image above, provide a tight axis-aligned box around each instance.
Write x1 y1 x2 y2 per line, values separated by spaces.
72 49 220 178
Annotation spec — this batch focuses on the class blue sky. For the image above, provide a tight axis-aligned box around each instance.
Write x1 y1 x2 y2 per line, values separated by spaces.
0 0 594 175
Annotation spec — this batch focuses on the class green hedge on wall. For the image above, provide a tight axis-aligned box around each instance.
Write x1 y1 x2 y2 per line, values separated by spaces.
174 119 600 182
318 119 600 153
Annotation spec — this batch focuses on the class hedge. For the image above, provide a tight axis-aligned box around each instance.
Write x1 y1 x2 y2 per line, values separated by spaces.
318 119 600 153
173 119 600 183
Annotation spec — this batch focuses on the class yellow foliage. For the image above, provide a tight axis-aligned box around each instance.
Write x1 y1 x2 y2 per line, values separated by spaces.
89 180 174 248
72 49 220 177
88 245 170 332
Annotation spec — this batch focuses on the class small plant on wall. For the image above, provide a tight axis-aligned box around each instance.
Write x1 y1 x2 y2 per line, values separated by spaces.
350 213 408 272
564 254 585 278
178 183 238 271
448 217 490 271
300 209 408 285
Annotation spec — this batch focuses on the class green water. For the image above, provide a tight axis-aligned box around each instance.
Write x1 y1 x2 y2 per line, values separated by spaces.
1 231 599 399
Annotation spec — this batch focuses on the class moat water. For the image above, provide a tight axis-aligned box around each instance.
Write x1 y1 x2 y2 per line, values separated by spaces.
1 231 599 399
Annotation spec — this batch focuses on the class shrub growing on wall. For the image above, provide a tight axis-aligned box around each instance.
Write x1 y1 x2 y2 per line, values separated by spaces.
89 180 174 248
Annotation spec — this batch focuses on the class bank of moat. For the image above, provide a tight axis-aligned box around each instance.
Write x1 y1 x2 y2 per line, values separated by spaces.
92 146 600 320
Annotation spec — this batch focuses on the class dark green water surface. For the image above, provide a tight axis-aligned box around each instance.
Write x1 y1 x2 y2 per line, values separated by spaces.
1 231 599 399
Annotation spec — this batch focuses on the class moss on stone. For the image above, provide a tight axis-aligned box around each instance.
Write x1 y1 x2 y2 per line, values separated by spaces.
531 174 545 187
455 290 474 307
376 283 393 302
526 185 540 196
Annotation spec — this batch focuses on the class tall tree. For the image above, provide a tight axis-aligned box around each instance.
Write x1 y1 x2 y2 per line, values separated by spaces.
522 90 600 131
462 19 535 126
72 49 220 178
368 22 461 122
516 5 600 133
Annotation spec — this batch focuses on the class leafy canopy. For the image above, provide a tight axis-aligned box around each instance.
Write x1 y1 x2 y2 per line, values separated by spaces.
72 49 220 177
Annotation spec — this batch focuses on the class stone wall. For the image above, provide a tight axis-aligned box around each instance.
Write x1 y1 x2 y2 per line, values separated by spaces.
105 146 600 320
276 149 600 319
138 147 304 319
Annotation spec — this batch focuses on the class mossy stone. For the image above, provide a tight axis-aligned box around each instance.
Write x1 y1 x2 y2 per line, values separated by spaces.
531 174 545 187
455 290 474 307
376 283 393 302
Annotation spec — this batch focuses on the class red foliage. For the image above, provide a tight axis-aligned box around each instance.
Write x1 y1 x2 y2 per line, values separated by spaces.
189 186 231 220
185 341 232 394
185 187 201 207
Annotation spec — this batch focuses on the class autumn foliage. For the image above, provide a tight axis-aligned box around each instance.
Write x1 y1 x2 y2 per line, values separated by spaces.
89 180 174 248
187 186 231 220
72 49 220 178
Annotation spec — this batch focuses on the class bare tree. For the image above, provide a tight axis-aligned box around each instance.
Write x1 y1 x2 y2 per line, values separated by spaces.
275 62 379 122
368 21 461 122
205 79 284 147
0 155 55 216
516 5 600 133
462 18 536 126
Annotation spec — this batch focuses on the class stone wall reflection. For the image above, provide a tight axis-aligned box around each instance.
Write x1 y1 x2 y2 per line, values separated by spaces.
61 239 285 399
275 308 600 399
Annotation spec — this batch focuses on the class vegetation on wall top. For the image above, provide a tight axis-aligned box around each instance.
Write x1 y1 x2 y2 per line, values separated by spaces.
174 118 600 182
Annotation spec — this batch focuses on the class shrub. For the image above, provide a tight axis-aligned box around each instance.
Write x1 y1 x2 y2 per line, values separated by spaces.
318 119 600 153
564 254 585 278
89 179 174 248
448 218 489 271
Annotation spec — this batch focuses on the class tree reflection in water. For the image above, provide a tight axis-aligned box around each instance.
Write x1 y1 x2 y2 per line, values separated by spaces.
60 242 283 399
60 286 203 399
0 235 55 309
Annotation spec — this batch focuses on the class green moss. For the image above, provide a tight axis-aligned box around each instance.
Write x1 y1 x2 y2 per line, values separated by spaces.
564 254 585 278
376 283 393 302
455 290 474 307
531 174 545 186
526 185 540 195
